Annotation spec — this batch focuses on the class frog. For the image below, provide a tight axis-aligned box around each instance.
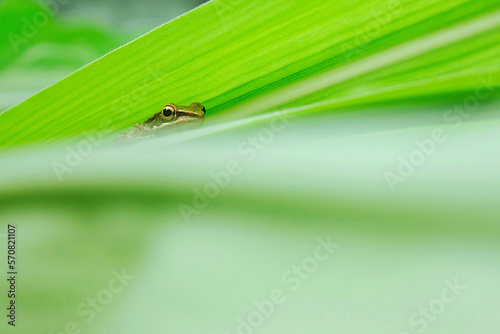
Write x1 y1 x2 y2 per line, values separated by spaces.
115 102 206 143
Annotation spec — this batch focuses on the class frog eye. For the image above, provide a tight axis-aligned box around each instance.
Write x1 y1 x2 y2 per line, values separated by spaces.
162 105 176 120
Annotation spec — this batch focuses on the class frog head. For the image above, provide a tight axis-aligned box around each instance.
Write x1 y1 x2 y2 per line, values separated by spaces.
150 102 206 132
115 102 207 143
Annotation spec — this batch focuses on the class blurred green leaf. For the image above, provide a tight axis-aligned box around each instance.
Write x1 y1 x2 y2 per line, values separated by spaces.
1 1 500 333
0 0 127 71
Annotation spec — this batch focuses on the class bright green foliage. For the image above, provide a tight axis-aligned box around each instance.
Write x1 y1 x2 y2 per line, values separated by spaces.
1 1 500 333
0 0 499 148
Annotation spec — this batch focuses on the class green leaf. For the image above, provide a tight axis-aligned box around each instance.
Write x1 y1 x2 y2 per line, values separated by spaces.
1 0 499 149
2 1 500 333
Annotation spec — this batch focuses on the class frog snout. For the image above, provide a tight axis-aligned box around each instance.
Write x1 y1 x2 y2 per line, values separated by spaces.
190 102 206 113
